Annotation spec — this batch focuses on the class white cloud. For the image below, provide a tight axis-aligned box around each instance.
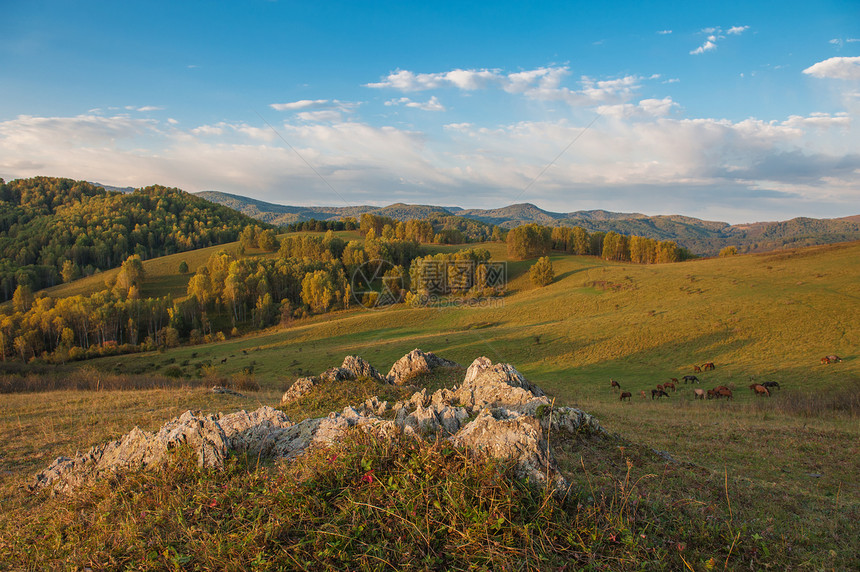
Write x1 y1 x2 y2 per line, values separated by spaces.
384 96 446 111
296 110 344 122
690 26 748 55
690 39 718 55
367 66 646 108
782 112 850 129
167 118 179 125
270 99 331 111
598 97 679 119
1 108 856 223
657 30 672 35
803 56 860 80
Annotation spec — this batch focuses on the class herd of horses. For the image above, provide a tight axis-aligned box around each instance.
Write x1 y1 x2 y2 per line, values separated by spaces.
612 362 788 402
612 354 844 403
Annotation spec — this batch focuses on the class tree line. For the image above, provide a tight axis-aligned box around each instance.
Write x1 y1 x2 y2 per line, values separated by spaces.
506 223 691 263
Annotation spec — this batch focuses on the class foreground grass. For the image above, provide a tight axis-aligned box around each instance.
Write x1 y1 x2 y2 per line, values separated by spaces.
2 416 856 570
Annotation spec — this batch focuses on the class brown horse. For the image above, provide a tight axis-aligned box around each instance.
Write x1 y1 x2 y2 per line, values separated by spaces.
663 382 676 392
716 387 733 400
610 379 621 391
693 365 702 373
702 362 715 371
620 391 632 402
669 377 679 383
640 390 647 399
821 356 831 365
749 383 770 397
683 375 699 384
651 389 669 399
656 384 664 392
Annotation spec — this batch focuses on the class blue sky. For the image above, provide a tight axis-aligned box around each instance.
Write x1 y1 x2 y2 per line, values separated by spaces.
1 0 859 223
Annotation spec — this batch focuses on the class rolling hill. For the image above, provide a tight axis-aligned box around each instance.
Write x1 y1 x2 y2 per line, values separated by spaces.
195 191 860 256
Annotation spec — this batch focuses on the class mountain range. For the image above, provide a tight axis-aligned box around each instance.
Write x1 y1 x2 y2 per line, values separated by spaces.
195 191 860 256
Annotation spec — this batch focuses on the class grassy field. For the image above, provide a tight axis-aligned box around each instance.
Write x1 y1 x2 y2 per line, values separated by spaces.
0 238 857 569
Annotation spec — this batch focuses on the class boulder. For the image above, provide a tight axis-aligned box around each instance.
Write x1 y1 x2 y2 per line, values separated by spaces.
387 348 459 385
340 355 389 383
455 357 545 409
281 376 318 404
449 408 566 492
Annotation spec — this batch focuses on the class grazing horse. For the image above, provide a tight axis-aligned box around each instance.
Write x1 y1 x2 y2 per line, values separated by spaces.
640 390 647 399
610 379 621 391
702 362 715 371
669 377 679 383
651 389 669 399
716 387 733 400
761 381 781 390
826 355 843 363
220 358 227 364
749 383 770 397
663 382 676 392
706 389 718 399
693 365 702 373
821 356 831 365
620 391 632 402
683 375 699 384
693 388 706 400
656 384 664 392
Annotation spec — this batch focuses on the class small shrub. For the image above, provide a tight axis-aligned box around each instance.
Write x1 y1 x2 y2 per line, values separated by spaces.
229 372 260 392
163 365 184 378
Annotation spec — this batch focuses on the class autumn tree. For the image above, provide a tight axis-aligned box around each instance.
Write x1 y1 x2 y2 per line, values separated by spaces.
506 224 552 260
529 256 554 287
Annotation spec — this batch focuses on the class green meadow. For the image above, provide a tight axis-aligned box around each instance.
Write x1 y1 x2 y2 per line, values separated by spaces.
1 238 857 569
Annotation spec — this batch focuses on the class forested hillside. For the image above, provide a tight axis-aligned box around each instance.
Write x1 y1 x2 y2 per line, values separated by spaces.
0 177 270 301
198 192 860 256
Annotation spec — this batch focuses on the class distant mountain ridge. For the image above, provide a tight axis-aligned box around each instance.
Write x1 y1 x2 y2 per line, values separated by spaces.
195 191 860 256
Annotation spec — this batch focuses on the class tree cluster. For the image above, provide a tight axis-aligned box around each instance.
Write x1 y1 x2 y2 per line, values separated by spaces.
509 223 690 263
408 248 499 299
0 177 269 301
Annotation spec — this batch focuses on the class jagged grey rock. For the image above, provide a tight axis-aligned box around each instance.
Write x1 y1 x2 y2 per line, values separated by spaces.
32 355 603 496
449 408 566 492
340 355 389 383
455 357 546 409
31 410 230 494
212 386 245 397
387 348 459 385
281 376 319 404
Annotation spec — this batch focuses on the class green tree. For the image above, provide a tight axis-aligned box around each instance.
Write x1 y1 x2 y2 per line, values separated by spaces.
178 260 189 274
258 229 279 252
529 256 554 287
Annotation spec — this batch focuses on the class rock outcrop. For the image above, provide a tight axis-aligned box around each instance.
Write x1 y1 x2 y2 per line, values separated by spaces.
32 354 603 496
387 348 459 385
281 376 318 404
